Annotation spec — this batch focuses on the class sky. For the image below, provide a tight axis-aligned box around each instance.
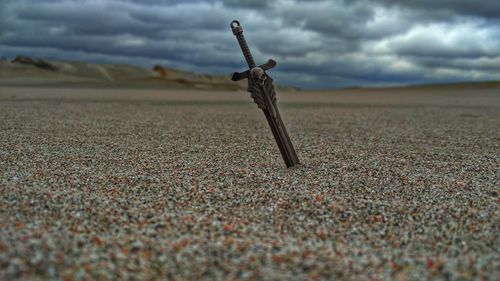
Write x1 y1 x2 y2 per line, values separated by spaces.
1 0 499 89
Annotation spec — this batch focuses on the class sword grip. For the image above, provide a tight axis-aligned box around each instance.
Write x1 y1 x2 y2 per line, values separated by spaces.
231 20 256 69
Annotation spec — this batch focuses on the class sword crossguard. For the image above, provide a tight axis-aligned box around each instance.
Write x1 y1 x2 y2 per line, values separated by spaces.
231 59 277 81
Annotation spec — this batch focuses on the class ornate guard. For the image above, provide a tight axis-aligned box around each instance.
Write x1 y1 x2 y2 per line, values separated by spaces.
230 20 300 168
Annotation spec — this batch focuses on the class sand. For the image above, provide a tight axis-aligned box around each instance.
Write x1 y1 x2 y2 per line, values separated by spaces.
0 85 499 280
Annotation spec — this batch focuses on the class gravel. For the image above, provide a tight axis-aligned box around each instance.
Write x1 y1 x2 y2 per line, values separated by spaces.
0 87 499 280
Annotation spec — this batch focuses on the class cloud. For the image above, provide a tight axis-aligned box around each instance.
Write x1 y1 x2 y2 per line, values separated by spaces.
222 0 269 9
367 0 500 20
0 0 498 88
384 23 499 59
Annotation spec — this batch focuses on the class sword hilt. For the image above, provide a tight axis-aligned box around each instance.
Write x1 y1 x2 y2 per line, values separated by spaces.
231 20 256 69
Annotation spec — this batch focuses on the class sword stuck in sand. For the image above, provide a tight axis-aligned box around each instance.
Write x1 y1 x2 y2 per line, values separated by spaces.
230 20 300 168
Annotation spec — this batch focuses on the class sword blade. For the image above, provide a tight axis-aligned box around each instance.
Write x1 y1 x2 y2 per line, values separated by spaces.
261 83 299 167
250 76 299 167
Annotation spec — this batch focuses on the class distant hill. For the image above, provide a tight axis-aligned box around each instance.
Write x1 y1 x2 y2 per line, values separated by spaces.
0 55 300 91
337 81 500 91
1 55 496 91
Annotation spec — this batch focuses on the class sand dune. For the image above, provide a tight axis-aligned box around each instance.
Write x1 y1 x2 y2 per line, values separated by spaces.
0 85 498 280
2 55 497 94
0 55 251 90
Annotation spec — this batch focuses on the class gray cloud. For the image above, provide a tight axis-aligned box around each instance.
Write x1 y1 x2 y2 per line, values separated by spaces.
222 0 269 9
1 0 498 88
367 0 500 19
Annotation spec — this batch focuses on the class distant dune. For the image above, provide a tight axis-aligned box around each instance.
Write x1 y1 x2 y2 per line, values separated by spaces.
1 55 497 92
335 81 500 92
0 55 263 91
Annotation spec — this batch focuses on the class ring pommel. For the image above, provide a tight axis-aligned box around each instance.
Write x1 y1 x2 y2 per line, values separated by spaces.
230 20 242 35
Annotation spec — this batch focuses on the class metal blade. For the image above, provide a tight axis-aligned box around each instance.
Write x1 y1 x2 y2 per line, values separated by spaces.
248 75 300 167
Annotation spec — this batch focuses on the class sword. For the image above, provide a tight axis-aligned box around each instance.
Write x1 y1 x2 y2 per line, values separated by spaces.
230 20 300 168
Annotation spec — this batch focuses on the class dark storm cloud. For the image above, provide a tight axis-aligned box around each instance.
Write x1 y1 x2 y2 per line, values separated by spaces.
1 0 498 88
17 1 164 37
279 1 376 39
222 0 269 9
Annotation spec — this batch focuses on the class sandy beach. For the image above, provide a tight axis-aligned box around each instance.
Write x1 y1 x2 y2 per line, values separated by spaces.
0 85 498 280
